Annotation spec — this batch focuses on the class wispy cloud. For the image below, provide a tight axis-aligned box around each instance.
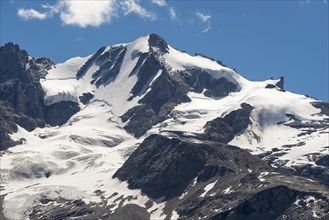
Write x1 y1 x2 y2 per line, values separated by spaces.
300 0 327 6
195 12 211 33
17 0 156 28
121 0 156 20
151 0 167 7
17 8 47 20
169 7 176 21
195 12 211 23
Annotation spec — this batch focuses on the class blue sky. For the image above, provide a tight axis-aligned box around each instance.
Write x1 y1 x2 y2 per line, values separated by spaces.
1 0 328 101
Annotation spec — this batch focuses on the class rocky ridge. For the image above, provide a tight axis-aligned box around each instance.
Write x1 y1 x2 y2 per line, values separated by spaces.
0 34 328 219
0 43 81 150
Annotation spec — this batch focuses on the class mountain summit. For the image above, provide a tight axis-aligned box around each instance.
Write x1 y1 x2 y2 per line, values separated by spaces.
0 34 328 220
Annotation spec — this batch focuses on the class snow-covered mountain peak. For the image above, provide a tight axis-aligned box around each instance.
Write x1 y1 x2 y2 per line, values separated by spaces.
41 34 242 115
125 34 150 54
118 33 168 55
1 36 329 220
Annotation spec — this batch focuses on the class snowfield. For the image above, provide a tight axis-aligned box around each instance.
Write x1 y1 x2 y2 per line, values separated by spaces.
1 100 167 219
1 34 328 219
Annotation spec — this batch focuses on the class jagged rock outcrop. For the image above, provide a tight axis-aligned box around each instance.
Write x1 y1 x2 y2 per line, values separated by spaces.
179 68 238 98
113 134 270 201
0 43 79 150
210 186 328 220
76 46 107 79
129 52 162 99
0 43 49 121
29 198 150 220
276 76 284 90
113 134 329 220
78 92 94 105
122 70 191 137
44 101 80 126
92 47 127 87
2 34 328 220
311 101 329 116
148 33 169 53
122 64 239 138
202 103 253 143
265 76 285 91
0 43 50 150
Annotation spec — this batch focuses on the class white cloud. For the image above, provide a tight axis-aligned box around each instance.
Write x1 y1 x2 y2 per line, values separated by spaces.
202 26 211 33
59 0 117 28
151 0 167 7
195 12 211 23
195 12 211 33
41 3 64 18
169 7 176 20
16 0 157 28
121 0 156 20
17 8 47 20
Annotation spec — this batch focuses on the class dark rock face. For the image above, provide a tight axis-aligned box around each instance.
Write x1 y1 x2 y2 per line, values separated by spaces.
119 36 240 138
108 204 150 220
316 155 329 167
113 134 270 201
0 43 50 121
92 47 127 87
148 33 169 53
265 84 276 89
175 171 329 219
121 105 158 137
129 53 162 99
265 77 285 91
113 133 329 219
122 67 239 138
44 101 80 126
276 76 284 90
293 164 329 186
141 71 191 115
203 103 253 143
30 198 95 220
0 43 79 150
0 43 51 150
0 103 21 150
29 196 151 220
77 45 127 88
1 43 29 80
79 92 94 105
180 68 238 98
76 46 106 79
311 101 329 116
212 186 303 220
122 71 191 137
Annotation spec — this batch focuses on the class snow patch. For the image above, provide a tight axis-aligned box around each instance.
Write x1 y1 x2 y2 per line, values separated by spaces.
222 186 233 194
170 210 179 220
200 180 218 198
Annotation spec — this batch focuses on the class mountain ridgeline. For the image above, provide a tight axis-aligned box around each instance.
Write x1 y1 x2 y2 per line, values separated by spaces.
0 34 328 220
0 43 80 150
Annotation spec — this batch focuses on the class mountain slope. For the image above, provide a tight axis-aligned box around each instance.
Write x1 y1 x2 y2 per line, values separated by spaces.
0 34 328 220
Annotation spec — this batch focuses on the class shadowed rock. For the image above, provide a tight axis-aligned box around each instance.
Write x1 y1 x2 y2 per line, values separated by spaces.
113 134 269 201
0 43 79 150
203 103 253 143
148 33 169 53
